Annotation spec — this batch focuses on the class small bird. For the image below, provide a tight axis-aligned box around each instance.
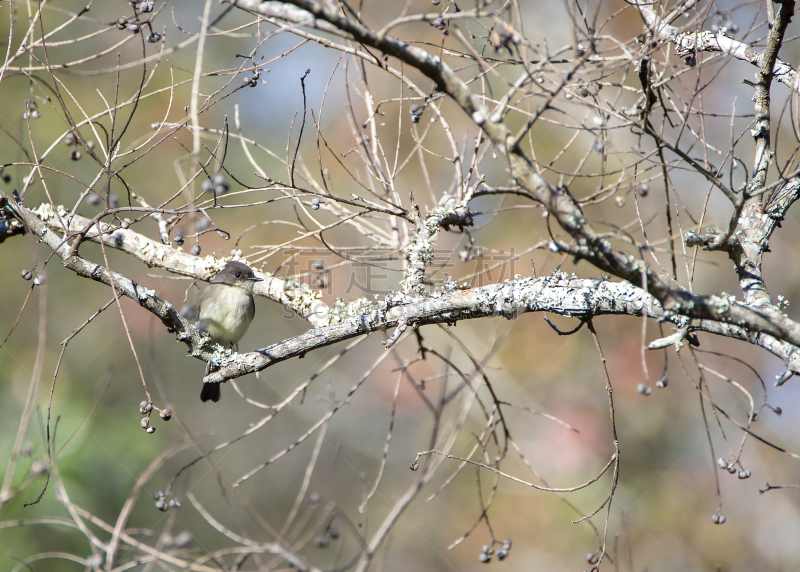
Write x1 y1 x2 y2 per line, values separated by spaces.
197 261 263 402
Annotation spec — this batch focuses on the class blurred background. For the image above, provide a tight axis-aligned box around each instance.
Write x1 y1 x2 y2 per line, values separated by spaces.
2 0 800 570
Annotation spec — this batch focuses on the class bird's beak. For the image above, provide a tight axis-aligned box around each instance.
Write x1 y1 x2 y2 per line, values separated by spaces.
249 276 264 282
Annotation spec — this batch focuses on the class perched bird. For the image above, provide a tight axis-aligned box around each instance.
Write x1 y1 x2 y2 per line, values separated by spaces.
197 261 263 402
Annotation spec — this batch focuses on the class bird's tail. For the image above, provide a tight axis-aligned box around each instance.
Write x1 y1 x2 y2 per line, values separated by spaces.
201 360 222 403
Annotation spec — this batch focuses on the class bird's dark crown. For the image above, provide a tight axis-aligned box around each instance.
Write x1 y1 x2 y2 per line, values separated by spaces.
211 261 261 284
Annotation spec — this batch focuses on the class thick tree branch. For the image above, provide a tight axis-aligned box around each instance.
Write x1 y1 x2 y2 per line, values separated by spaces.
726 0 795 306
7 200 333 327
206 275 800 385
17 188 795 388
0 190 225 365
0 191 680 380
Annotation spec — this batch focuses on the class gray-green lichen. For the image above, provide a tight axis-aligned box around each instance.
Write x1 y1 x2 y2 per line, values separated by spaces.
400 203 474 295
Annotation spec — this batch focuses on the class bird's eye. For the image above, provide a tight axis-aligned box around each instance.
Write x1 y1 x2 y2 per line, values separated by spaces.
235 272 241 278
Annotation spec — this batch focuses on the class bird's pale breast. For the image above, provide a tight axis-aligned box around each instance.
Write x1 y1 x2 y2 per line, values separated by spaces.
198 285 255 345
